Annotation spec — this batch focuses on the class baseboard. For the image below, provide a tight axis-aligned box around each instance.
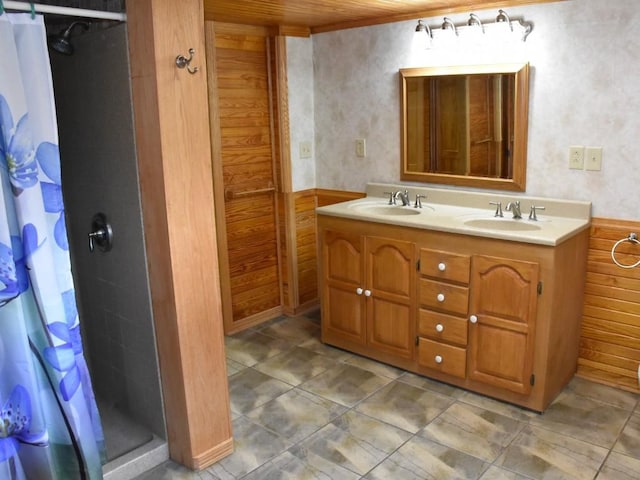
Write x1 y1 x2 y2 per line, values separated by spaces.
190 437 234 470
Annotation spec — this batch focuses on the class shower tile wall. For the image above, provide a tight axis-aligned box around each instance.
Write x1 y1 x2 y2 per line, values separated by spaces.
50 23 165 439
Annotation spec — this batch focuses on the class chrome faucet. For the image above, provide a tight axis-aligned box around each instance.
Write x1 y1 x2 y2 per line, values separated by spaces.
394 189 410 206
505 200 522 219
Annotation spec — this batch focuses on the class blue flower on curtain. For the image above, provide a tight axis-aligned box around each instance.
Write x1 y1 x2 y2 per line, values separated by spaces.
38 142 69 250
0 385 47 466
0 96 39 191
44 327 83 401
43 290 83 402
0 236 29 306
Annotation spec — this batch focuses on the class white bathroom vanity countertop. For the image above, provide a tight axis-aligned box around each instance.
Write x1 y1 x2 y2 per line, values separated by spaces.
316 183 592 246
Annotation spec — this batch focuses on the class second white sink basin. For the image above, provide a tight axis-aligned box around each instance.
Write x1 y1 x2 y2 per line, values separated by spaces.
464 218 542 231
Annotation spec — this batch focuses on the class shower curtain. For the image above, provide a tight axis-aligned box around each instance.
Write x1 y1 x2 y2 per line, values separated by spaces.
0 13 105 480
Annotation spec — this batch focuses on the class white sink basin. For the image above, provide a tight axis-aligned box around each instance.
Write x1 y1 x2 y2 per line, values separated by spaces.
360 206 421 216
463 218 542 231
349 202 433 216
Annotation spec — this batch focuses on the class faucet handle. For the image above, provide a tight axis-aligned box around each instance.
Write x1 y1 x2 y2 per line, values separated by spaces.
414 194 426 208
529 205 546 221
383 191 395 205
489 201 503 217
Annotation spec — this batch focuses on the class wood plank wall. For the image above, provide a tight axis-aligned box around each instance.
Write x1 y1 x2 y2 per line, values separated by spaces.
288 189 364 314
577 217 640 393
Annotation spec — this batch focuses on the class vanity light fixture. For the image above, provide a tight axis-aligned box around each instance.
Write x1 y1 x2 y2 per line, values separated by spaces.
495 9 513 30
414 19 433 49
415 19 432 37
468 13 484 32
441 17 458 35
412 9 532 49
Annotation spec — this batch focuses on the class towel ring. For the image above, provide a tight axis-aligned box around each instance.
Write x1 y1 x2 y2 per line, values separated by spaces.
611 232 640 269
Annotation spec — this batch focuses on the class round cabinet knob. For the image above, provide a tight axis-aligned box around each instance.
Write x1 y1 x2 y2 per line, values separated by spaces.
364 289 372 297
435 323 444 332
356 287 363 295
437 293 445 302
438 262 446 271
435 355 443 364
469 314 478 324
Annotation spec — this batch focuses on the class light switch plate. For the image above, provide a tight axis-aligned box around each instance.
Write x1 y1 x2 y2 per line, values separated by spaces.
299 141 312 159
585 146 602 171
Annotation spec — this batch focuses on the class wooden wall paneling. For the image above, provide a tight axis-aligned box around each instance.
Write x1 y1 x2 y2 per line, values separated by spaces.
577 217 640 393
127 0 232 469
277 193 292 308
208 23 283 333
316 189 366 207
205 21 235 333
296 191 320 307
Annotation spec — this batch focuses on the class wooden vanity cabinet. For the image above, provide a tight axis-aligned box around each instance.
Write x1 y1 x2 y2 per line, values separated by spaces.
318 214 589 412
320 224 416 370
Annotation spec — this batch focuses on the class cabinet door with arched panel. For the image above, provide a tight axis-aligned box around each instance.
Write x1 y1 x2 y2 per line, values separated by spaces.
468 255 539 395
321 230 366 346
365 236 416 360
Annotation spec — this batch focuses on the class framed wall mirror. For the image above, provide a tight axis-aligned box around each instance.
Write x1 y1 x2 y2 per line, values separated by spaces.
400 62 529 191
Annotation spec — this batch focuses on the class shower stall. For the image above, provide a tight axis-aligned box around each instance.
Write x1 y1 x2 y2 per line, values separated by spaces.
48 19 168 478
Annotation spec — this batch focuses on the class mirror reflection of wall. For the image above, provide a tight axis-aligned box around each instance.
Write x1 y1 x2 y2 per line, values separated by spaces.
401 63 529 191
406 73 515 178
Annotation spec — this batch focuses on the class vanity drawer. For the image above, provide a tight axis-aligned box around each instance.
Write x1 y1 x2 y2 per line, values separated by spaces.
418 338 466 378
419 278 469 316
418 309 468 346
419 249 470 284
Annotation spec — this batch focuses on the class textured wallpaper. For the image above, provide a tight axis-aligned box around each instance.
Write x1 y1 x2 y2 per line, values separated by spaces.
288 0 640 220
287 37 316 191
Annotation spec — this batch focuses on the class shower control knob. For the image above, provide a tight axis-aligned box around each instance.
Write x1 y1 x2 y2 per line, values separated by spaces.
88 213 113 253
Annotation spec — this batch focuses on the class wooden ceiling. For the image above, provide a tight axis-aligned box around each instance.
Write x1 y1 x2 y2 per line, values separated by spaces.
202 0 555 35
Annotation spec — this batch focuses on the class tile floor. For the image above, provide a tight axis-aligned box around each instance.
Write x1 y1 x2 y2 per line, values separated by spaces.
135 311 640 479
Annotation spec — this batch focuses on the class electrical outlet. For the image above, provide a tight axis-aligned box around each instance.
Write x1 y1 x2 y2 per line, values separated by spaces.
585 146 602 171
568 146 584 169
299 141 312 159
355 138 366 157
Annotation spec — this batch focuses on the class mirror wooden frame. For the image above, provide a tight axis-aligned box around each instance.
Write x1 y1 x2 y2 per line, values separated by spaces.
400 62 530 191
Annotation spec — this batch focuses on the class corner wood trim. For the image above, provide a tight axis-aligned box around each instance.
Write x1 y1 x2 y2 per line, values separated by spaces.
190 437 234 470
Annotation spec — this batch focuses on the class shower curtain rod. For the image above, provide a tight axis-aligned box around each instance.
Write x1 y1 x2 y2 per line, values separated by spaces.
3 1 126 21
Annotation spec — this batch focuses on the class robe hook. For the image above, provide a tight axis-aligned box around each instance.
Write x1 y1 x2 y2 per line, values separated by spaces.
175 48 199 74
